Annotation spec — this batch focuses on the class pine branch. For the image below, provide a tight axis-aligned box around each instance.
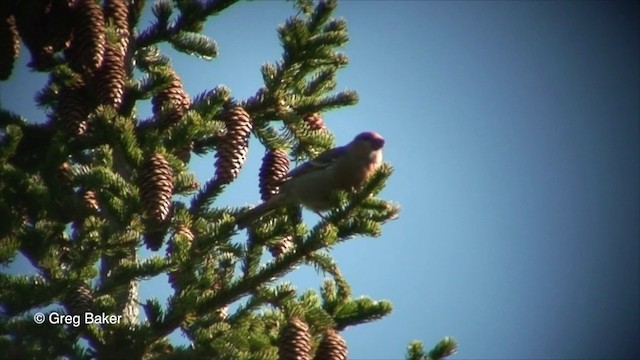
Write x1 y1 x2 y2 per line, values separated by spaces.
189 177 226 214
406 338 458 360
169 31 218 60
193 221 338 316
135 0 238 50
334 297 392 331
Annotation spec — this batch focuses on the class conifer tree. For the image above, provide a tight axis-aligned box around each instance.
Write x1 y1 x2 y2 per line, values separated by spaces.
0 0 457 358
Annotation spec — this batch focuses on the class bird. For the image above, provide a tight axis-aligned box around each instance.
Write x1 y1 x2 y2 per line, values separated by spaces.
236 131 385 228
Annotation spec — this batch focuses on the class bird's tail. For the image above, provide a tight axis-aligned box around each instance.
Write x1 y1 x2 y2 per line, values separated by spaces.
236 196 283 229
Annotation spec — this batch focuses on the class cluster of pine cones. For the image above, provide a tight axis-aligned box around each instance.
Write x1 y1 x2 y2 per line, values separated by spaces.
279 317 348 360
1 0 128 108
4 3 353 356
0 1 257 249
0 0 131 138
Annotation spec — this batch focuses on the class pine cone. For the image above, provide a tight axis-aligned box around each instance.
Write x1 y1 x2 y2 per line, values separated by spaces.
94 41 125 108
139 153 174 250
214 106 252 185
65 282 94 315
269 235 294 258
303 113 326 131
68 0 105 73
314 328 348 360
57 83 89 137
175 141 194 163
140 153 174 222
279 317 312 360
259 149 290 202
151 70 191 128
81 189 99 212
103 0 130 54
151 71 193 159
0 15 19 80
167 225 194 253
166 225 194 291
58 162 74 189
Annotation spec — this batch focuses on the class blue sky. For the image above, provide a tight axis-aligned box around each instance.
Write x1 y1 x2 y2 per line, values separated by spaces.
2 1 639 359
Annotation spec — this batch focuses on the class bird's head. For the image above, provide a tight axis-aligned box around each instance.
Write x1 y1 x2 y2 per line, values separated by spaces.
353 131 385 151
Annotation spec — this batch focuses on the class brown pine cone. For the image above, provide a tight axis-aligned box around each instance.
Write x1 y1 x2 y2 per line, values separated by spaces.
139 153 174 250
175 141 194 163
57 83 89 137
303 113 326 131
94 41 125 108
103 0 130 54
279 317 312 360
259 149 290 202
176 225 194 241
0 15 19 80
81 189 99 212
151 70 191 128
65 282 94 315
166 225 194 254
214 106 252 185
314 328 348 360
58 162 74 189
269 235 294 258
140 153 173 222
68 0 105 73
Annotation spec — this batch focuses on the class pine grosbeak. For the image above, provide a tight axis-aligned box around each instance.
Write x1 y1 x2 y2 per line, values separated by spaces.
236 131 385 228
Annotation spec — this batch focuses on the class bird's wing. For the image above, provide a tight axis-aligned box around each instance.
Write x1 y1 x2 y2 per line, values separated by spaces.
286 146 346 179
